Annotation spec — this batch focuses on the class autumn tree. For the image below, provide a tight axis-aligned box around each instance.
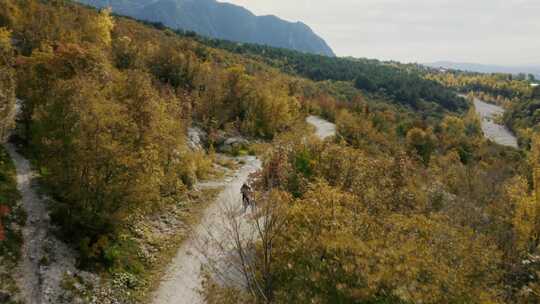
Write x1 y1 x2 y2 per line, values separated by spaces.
335 109 392 154
112 35 141 69
406 127 436 165
84 8 114 48
29 66 188 263
267 182 503 304
150 42 200 90
0 27 15 142
194 66 299 138
0 0 21 29
509 135 540 255
240 73 300 138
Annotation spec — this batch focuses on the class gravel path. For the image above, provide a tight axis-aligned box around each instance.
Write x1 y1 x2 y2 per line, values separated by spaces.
307 115 336 140
5 143 77 304
152 156 261 304
152 116 335 304
5 143 43 303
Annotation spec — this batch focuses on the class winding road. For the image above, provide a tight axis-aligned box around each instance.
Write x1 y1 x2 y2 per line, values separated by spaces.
152 116 335 304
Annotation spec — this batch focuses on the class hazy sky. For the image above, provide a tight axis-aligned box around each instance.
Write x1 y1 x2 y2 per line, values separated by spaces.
219 0 540 66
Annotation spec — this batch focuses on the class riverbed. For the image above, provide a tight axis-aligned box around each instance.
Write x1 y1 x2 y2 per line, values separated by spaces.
472 97 518 148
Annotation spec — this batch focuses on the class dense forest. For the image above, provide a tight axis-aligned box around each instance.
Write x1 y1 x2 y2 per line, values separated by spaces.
0 1 540 304
173 33 468 115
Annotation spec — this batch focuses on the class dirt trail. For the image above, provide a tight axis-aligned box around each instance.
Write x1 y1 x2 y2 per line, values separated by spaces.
5 143 77 304
152 156 261 304
5 143 43 303
152 117 335 304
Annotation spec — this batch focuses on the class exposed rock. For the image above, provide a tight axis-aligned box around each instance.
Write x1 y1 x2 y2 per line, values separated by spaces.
187 127 207 151
218 136 249 154
15 99 22 116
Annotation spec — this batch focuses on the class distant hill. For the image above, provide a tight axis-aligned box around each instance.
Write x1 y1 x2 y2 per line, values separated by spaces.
195 39 468 113
425 61 540 80
76 0 335 57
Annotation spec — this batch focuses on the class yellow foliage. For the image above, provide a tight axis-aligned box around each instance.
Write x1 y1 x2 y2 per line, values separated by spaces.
0 27 12 60
0 27 14 142
335 109 392 154
86 8 114 47
507 176 538 254
0 0 21 29
406 127 436 165
509 135 540 255
273 182 503 304
440 115 466 147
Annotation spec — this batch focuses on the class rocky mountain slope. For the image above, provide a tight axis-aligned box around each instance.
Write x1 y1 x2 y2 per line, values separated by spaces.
77 0 335 56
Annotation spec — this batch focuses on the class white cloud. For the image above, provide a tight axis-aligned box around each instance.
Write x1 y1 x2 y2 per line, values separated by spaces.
218 0 540 65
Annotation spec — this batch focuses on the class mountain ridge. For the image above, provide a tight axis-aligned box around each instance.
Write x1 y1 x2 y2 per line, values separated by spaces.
76 0 335 56
425 61 540 80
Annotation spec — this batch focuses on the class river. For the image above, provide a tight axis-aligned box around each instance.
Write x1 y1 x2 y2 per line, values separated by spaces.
470 97 518 148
